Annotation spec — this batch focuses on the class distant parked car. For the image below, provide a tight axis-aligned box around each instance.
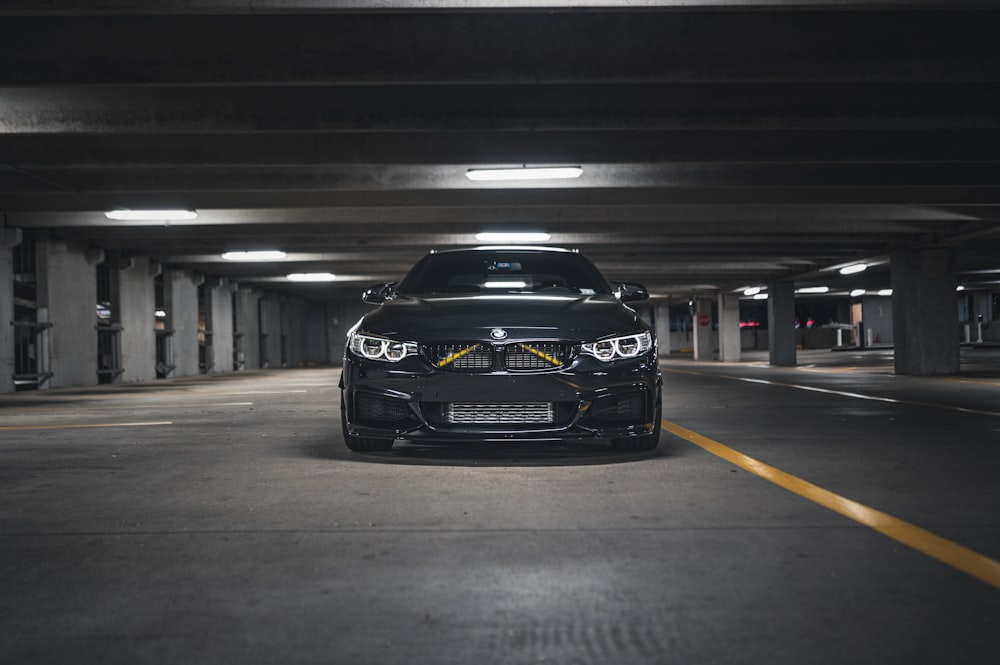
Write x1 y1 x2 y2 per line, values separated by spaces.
340 247 661 452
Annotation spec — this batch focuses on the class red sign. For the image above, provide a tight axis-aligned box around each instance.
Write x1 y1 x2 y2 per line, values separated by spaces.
698 314 711 327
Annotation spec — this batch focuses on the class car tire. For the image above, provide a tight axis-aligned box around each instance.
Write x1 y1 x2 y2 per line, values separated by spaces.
610 391 661 452
341 396 395 452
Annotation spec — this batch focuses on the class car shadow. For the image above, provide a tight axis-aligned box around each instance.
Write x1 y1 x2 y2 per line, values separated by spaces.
308 438 669 467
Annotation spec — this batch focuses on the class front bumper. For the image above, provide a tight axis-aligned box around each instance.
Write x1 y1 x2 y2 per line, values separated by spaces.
341 352 661 442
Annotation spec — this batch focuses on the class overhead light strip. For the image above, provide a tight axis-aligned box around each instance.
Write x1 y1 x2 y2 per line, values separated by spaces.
466 167 583 181
105 209 198 221
286 273 337 282
222 250 287 261
475 232 551 242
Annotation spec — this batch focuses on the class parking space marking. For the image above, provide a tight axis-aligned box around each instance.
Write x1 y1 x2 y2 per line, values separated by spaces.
0 421 173 431
666 367 1000 418
662 418 1000 590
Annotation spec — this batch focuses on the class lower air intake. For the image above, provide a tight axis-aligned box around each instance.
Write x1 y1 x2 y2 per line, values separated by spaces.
446 402 554 424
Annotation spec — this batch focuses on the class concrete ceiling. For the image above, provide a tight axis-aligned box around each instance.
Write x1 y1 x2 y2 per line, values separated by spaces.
2 1 1000 302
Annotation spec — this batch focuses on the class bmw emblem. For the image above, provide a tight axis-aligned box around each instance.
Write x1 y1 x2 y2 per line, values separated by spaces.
490 328 508 340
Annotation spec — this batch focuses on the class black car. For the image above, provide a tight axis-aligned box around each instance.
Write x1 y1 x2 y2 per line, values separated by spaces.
340 247 661 452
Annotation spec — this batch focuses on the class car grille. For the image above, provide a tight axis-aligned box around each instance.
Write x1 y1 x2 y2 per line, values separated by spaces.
426 341 575 372
429 343 494 370
446 402 555 424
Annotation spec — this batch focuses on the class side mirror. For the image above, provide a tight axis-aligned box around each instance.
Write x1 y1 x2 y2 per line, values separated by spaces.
362 282 397 304
616 282 649 303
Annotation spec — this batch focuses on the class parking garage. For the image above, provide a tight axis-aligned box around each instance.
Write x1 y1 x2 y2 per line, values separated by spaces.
2 2 999 664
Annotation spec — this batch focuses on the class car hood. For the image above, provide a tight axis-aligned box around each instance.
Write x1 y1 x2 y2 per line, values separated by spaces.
358 294 647 342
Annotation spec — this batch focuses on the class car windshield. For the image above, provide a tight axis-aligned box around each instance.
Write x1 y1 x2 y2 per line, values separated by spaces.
397 250 613 296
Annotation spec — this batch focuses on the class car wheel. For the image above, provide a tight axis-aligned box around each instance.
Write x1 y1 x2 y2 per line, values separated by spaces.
341 396 395 452
611 392 661 452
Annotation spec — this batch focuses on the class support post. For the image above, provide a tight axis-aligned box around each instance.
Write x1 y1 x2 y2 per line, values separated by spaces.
891 247 959 375
767 280 796 367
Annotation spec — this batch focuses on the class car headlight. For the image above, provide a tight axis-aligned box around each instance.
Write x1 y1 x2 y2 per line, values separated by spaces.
348 332 418 362
581 331 653 361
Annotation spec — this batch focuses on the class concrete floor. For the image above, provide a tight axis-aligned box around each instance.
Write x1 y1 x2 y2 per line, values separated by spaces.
1 349 998 664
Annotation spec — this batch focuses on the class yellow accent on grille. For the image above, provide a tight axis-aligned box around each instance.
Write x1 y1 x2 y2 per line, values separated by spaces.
518 343 563 366
437 343 483 367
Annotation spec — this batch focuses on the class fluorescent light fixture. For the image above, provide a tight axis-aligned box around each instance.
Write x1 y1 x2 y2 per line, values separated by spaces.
484 280 528 289
222 250 287 261
475 232 551 243
850 289 866 297
957 285 966 291
466 166 583 181
155 309 167 318
286 272 337 282
743 286 762 296
753 293 769 300
796 286 830 294
878 289 893 296
105 209 197 221
839 263 868 275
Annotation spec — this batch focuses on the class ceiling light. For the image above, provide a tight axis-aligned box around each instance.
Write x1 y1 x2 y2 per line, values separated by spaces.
743 286 762 296
475 232 551 243
850 289 866 297
957 285 966 291
753 293 769 300
466 167 583 181
484 280 528 289
286 272 337 282
105 209 197 221
796 286 830 294
878 289 893 296
222 250 287 261
839 263 868 275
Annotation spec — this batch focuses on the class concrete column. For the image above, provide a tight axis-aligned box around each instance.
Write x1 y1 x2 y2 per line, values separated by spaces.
259 294 282 368
0 228 21 393
653 303 672 356
767 280 797 366
169 270 200 377
891 247 959 375
119 256 157 383
238 287 260 370
282 297 309 368
37 238 99 388
692 298 714 361
717 293 741 362
210 279 235 374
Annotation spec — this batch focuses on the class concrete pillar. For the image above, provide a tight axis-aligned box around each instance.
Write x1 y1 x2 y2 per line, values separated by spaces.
281 297 309 368
37 238 99 388
891 247 960 375
169 270 200 377
259 293 282 368
767 280 797 367
119 256 157 383
210 279 235 374
238 287 260 370
692 298 714 361
0 228 21 393
717 293 741 362
653 303 672 356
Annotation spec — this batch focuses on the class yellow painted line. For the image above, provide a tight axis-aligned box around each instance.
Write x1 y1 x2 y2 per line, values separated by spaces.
662 418 1000 590
0 421 173 431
